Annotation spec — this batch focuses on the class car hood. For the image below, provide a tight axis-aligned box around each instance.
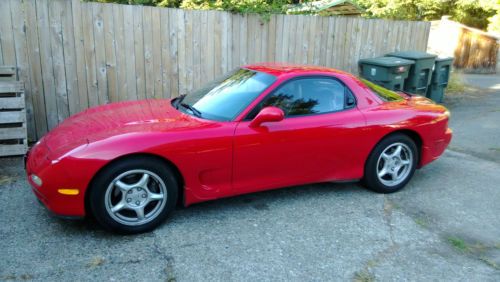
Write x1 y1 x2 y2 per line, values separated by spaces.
42 99 200 158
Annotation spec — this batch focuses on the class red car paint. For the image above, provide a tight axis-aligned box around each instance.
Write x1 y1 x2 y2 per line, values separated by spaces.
25 63 452 217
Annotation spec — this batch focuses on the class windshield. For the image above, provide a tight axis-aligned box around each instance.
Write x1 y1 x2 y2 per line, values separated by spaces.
359 78 404 102
178 68 277 121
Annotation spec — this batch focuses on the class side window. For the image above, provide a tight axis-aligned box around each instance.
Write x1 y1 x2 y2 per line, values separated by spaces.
247 77 350 119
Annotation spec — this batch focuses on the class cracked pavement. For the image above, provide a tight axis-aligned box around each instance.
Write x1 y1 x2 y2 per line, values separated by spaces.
1 75 499 281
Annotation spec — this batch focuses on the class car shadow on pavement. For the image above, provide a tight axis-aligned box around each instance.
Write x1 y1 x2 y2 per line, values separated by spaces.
49 181 369 236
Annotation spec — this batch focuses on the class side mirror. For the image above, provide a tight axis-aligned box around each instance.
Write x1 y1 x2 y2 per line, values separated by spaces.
249 106 284 128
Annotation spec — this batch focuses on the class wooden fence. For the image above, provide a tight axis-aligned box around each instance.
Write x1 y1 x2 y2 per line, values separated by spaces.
0 0 431 140
428 17 499 74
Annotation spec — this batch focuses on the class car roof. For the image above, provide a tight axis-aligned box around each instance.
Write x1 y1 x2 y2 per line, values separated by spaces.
243 62 351 77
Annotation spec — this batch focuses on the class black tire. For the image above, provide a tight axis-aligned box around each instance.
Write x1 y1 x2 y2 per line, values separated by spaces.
363 133 418 193
89 156 178 234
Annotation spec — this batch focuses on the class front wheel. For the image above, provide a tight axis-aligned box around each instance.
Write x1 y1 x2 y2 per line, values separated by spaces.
363 134 418 193
89 156 178 234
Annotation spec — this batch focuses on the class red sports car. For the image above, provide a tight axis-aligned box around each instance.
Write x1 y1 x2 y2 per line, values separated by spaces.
25 63 452 233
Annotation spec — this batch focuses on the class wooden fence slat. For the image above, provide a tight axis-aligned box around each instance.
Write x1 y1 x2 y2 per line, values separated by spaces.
142 6 154 99
325 17 335 67
312 16 321 65
167 8 179 98
81 1 99 107
267 15 277 62
133 5 146 99
49 0 69 123
274 15 283 62
36 0 58 130
294 15 305 64
192 10 202 89
150 6 162 99
200 13 211 82
94 3 108 104
176 9 187 95
221 12 230 74
92 2 108 105
229 13 239 70
25 0 47 138
71 0 89 112
61 0 80 116
286 14 297 63
0 0 16 66
103 3 118 102
212 11 222 74
238 13 247 65
112 3 126 102
123 4 137 100
184 10 194 92
160 7 171 98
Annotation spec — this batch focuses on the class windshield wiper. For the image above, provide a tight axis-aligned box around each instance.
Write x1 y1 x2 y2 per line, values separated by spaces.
180 103 202 117
173 94 187 109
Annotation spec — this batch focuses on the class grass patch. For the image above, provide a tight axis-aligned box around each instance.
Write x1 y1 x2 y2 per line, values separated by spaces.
447 237 469 252
86 256 105 268
414 218 427 227
446 72 467 94
353 270 375 282
479 257 500 270
0 175 14 186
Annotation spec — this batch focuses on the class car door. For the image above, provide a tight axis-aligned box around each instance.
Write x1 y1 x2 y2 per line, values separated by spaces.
232 76 367 194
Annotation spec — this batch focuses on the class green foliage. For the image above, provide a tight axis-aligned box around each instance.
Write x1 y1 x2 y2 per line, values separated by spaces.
487 1 500 33
354 0 498 30
179 0 294 14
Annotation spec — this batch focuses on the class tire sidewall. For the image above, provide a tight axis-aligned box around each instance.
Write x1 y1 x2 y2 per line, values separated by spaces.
364 134 418 193
89 156 178 234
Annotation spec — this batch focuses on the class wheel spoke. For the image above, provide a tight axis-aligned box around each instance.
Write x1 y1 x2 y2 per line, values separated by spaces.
111 201 126 213
400 159 410 166
135 173 150 188
381 153 391 161
391 145 402 158
149 192 164 201
378 168 388 178
390 169 399 180
134 207 145 220
115 180 134 192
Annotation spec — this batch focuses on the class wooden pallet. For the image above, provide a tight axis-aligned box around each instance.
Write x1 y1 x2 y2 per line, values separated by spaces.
0 80 27 157
0 66 17 81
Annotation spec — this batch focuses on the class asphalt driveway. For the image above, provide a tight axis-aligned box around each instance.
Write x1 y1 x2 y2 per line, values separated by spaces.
1 74 499 281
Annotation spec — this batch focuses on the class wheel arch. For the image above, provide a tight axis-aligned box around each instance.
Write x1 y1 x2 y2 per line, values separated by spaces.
366 129 423 169
84 152 185 216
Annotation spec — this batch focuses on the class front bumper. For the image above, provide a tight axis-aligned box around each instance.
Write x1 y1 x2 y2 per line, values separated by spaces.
25 144 87 217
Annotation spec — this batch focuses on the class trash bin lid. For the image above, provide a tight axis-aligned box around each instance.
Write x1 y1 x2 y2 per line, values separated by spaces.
359 56 414 67
386 51 437 60
435 56 454 63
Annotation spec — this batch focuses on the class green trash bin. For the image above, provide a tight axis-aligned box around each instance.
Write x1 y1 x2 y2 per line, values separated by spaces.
427 57 454 103
386 51 437 95
358 57 414 91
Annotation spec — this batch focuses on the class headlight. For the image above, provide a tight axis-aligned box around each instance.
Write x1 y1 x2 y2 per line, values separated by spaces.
30 174 43 187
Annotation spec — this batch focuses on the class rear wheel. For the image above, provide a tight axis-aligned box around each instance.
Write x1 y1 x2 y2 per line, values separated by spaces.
89 156 178 234
363 134 417 193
